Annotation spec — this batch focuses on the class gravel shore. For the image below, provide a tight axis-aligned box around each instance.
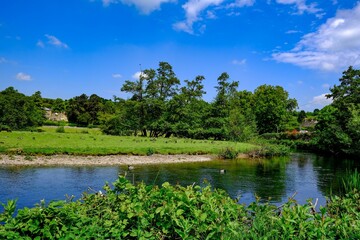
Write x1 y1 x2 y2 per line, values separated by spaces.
0 154 215 167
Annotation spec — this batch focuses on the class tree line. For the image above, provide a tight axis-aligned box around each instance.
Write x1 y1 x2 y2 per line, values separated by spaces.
102 62 298 140
1 62 358 156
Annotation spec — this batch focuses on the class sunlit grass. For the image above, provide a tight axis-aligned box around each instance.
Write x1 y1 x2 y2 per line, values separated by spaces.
0 130 259 156
38 126 102 134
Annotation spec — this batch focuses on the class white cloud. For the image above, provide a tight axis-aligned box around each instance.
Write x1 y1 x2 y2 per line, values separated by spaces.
173 0 224 34
45 34 69 49
103 0 175 14
173 0 256 34
227 0 255 8
273 3 360 71
132 71 148 80
112 73 122 78
286 30 301 34
206 10 217 19
275 0 322 14
16 72 32 81
232 59 247 65
310 93 333 108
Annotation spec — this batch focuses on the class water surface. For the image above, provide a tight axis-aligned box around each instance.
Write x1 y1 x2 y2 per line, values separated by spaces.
0 152 357 210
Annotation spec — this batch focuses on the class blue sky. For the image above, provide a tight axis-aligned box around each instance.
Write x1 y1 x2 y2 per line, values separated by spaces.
1 0 359 111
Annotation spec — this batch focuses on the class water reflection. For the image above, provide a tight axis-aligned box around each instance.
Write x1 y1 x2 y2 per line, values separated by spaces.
0 152 358 210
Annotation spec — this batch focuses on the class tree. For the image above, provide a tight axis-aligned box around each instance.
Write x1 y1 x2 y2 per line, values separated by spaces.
66 94 107 126
297 110 306 124
213 72 238 117
52 98 66 113
147 62 180 101
0 87 44 130
205 72 239 140
314 105 351 154
253 85 297 134
165 75 207 138
315 66 360 156
227 90 257 141
327 66 360 108
117 62 181 137
181 75 206 103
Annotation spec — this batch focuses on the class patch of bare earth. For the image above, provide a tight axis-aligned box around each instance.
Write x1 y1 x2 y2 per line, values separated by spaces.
0 154 214 167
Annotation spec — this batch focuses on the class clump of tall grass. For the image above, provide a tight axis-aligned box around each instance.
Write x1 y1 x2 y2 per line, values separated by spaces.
330 168 360 196
340 169 360 194
218 147 238 159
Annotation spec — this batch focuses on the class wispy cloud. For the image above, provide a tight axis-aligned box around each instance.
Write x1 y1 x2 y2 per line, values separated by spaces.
112 73 122 78
173 0 255 34
322 83 330 89
227 0 255 8
173 0 224 34
44 34 69 49
273 2 360 71
0 57 7 64
16 72 32 81
232 59 247 65
275 0 322 15
102 0 175 14
102 0 115 7
37 40 45 48
99 0 325 35
286 30 301 34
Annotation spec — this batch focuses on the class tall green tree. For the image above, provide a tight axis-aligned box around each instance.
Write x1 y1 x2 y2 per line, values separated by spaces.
315 66 360 156
118 62 181 137
165 75 207 138
205 72 239 140
227 90 257 141
253 85 297 134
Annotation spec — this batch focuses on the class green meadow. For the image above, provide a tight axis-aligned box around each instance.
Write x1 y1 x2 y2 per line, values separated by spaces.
0 127 258 156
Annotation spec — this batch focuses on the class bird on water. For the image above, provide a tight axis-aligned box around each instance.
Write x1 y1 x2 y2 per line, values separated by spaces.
128 165 135 171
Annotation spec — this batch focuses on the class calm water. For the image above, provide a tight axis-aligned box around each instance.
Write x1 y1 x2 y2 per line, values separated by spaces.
0 152 358 210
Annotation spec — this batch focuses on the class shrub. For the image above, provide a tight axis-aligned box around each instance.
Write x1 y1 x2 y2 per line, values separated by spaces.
146 148 154 156
0 125 12 132
1 177 360 239
55 126 65 133
218 147 238 159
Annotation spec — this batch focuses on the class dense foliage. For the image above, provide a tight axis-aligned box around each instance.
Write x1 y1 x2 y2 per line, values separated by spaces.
104 61 297 140
314 66 360 156
66 94 117 127
1 176 359 239
0 87 45 130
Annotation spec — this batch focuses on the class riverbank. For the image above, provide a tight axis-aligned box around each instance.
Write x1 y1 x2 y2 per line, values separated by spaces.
0 154 215 166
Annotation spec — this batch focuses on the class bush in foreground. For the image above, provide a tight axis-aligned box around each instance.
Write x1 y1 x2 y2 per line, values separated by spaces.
1 176 359 239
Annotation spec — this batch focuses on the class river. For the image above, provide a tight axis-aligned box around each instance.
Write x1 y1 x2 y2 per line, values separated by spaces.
0 152 358 210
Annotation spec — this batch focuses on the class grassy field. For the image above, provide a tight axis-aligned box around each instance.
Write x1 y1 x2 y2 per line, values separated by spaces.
0 127 258 156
